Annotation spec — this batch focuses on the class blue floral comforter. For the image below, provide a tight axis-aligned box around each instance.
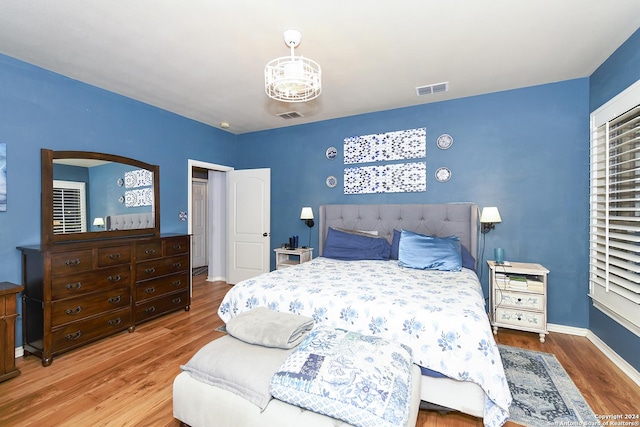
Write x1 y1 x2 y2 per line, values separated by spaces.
218 257 511 427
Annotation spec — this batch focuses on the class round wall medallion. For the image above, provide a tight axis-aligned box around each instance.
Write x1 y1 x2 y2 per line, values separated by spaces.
436 134 453 150
435 167 452 182
326 146 338 160
118 195 125 203
326 175 338 188
117 178 124 186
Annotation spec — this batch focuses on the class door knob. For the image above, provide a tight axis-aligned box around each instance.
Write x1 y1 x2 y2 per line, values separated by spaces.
263 232 268 237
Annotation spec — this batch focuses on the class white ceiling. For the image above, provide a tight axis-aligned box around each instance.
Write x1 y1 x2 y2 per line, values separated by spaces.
0 1 639 135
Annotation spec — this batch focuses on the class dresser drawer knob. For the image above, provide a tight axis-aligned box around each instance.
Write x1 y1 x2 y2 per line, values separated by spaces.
108 317 122 326
65 259 81 266
145 287 156 294
172 262 182 269
172 297 182 304
144 267 156 274
172 280 182 287
66 331 82 341
144 249 156 255
108 296 122 304
65 306 82 315
108 253 122 260
66 282 82 290
145 306 156 313
108 275 122 282
173 244 182 250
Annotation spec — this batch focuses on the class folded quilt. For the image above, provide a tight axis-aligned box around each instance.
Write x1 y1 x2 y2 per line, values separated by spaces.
270 326 413 427
225 306 314 349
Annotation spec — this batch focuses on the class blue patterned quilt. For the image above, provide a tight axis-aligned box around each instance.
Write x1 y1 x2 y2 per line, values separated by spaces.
270 326 413 427
218 257 511 427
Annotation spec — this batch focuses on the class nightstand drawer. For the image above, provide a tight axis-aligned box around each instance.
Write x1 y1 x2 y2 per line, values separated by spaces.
494 289 544 310
495 307 545 330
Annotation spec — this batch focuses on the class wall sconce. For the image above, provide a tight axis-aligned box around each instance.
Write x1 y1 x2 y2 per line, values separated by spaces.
93 217 105 229
300 207 314 248
480 207 501 234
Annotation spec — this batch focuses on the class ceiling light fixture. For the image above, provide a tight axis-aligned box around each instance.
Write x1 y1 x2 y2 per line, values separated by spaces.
265 30 321 103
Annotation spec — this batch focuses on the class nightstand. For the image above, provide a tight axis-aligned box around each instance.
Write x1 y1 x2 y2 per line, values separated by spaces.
488 261 549 343
274 247 313 270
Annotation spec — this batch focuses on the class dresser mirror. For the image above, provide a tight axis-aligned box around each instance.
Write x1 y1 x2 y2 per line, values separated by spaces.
41 149 160 245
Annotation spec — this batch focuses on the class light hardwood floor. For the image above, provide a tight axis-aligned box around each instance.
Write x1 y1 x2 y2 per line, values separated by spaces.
1 274 638 426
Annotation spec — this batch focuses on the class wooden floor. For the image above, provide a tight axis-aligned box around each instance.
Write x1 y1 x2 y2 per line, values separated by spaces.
1 274 638 427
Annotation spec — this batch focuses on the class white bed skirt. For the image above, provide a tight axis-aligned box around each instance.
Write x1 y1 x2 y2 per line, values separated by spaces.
173 364 422 427
420 374 486 418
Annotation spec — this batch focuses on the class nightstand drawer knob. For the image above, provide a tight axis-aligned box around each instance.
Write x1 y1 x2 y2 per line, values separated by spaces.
66 331 82 341
65 306 82 315
66 282 82 290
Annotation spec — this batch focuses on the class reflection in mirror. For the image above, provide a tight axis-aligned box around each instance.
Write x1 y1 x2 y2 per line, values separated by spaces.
41 149 160 246
52 158 154 234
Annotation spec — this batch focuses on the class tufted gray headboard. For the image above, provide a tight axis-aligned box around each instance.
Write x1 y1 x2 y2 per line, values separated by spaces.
106 212 155 231
319 203 480 269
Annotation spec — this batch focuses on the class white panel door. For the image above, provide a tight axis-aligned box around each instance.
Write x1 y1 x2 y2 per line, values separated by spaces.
226 168 270 284
191 179 207 268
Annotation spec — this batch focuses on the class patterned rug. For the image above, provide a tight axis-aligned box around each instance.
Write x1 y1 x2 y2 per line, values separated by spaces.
499 345 599 427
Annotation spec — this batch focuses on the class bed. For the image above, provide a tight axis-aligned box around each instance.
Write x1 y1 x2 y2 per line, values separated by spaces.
105 212 154 230
175 203 511 427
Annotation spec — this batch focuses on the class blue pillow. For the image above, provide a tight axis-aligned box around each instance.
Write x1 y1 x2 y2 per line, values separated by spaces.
323 227 391 260
390 229 401 260
398 230 462 271
461 244 476 270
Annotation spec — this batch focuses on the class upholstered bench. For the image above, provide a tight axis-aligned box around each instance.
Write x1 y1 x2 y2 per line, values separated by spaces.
173 333 421 427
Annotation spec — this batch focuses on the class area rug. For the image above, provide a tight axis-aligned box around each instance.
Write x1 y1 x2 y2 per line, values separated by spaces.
499 345 599 427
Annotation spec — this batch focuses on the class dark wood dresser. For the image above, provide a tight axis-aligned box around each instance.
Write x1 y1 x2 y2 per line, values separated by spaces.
18 234 190 366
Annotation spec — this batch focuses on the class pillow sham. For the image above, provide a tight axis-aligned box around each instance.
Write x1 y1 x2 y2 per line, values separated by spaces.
392 229 475 269
398 229 462 271
323 227 391 260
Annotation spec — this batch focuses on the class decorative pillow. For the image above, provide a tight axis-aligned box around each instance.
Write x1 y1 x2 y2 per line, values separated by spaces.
323 227 391 260
270 326 413 427
461 244 476 270
398 229 462 271
390 229 402 260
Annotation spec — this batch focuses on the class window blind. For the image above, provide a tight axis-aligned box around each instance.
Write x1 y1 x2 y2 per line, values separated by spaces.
590 93 640 334
52 180 86 235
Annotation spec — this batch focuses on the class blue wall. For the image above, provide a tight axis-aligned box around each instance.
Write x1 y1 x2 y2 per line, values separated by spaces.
0 53 238 345
588 28 640 370
236 79 591 329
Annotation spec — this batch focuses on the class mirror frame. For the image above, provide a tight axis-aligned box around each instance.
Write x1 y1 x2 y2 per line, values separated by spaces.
41 149 161 245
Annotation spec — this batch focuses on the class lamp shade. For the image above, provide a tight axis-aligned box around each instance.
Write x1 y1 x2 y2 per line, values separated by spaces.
93 217 105 226
480 207 502 224
300 207 314 220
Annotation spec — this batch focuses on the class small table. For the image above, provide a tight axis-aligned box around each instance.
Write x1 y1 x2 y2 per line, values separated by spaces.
1 281 24 382
274 247 313 270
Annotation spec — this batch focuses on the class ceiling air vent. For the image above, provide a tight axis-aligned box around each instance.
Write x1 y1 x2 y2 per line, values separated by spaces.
415 81 449 96
277 111 304 120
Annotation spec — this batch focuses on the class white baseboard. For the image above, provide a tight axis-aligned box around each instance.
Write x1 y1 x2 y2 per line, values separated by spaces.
206 275 226 282
585 330 640 388
547 322 640 387
15 346 23 358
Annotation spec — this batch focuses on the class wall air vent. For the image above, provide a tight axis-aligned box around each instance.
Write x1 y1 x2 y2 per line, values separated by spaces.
277 111 304 120
415 81 449 96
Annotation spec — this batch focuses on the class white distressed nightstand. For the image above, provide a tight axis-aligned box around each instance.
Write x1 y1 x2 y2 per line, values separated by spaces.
274 247 313 270
488 261 550 343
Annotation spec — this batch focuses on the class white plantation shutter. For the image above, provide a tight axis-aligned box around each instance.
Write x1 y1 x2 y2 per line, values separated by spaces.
52 180 86 234
590 80 640 334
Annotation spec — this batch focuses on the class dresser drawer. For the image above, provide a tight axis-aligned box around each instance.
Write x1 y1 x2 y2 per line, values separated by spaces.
52 288 130 327
135 271 189 302
165 236 190 256
97 245 132 267
51 307 131 353
136 241 163 260
135 254 189 281
135 290 189 323
51 266 131 300
494 289 544 310
495 307 545 332
51 249 93 275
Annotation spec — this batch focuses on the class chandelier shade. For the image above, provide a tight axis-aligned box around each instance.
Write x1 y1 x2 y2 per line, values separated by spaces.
265 30 321 103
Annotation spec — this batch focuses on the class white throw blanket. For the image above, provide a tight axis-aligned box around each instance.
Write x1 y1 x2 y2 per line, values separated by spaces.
225 307 314 349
